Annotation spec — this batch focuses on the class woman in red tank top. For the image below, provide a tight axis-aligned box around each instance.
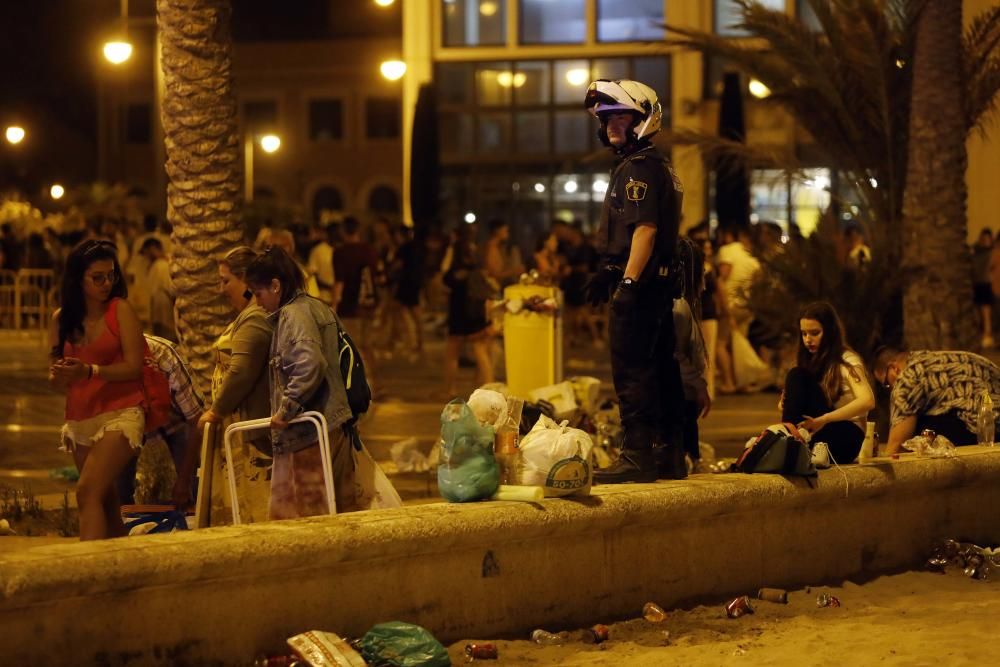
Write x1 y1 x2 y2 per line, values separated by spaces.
48 240 145 540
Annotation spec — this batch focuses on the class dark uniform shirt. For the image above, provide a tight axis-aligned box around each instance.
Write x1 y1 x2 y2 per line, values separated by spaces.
596 144 683 282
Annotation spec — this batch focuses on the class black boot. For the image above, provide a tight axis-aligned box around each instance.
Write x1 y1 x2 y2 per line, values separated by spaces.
653 443 688 480
594 449 658 484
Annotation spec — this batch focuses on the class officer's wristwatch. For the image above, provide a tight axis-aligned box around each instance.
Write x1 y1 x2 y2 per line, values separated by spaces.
621 277 637 288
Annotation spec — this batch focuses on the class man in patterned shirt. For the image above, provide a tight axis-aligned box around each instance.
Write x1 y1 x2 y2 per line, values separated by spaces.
115 335 206 508
874 347 1000 455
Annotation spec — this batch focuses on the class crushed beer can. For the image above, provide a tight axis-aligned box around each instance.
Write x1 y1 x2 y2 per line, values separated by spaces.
725 595 754 618
816 593 841 608
589 624 610 644
757 588 788 604
465 643 498 660
643 602 668 623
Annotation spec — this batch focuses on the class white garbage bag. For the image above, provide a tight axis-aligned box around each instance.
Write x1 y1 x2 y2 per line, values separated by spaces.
518 415 593 497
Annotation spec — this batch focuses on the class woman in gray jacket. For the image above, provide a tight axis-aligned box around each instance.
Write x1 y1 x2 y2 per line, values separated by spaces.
198 246 274 524
244 246 365 518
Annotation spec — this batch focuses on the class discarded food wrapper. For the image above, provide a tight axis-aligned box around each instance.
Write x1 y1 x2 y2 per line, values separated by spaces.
725 595 754 618
902 433 956 458
568 376 602 415
286 630 366 667
465 643 498 660
757 588 788 604
528 382 578 420
816 593 841 608
643 602 668 623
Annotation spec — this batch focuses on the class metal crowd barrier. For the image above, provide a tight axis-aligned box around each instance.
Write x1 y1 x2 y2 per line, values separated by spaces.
0 269 57 330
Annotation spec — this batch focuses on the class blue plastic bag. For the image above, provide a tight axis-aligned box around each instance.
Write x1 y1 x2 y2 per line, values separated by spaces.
437 400 499 502
359 621 450 667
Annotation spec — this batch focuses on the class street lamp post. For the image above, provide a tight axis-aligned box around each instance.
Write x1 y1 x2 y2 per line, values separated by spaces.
244 133 281 203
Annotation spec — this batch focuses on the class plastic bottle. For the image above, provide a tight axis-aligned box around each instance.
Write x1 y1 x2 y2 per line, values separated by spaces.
531 629 568 645
977 390 995 446
859 422 876 461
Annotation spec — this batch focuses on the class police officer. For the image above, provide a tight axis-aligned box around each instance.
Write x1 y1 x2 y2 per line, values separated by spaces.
584 79 686 483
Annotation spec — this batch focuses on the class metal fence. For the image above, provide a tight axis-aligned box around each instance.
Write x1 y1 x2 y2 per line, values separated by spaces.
0 269 57 331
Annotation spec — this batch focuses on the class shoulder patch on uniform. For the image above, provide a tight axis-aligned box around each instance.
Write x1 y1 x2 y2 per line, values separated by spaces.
625 178 648 202
667 164 684 193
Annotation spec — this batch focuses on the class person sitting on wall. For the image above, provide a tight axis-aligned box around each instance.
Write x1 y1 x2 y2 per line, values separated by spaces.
873 346 1000 454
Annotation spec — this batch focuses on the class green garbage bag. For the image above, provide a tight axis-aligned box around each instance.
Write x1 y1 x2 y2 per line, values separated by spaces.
437 400 499 502
358 621 450 667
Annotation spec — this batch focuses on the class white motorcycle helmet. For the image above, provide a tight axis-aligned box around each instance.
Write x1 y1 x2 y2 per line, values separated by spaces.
584 79 662 146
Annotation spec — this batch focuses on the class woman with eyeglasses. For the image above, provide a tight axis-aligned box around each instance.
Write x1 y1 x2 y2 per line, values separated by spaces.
48 239 145 540
780 301 876 464
197 246 274 524
244 246 398 518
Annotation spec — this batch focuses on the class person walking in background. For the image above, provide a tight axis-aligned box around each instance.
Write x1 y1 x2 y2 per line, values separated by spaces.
334 217 381 385
48 240 146 540
140 238 176 342
244 246 398 518
482 219 523 287
443 225 495 398
781 302 875 465
388 224 426 357
972 228 994 348
307 223 337 305
533 230 565 286
198 246 274 525
716 225 763 393
845 224 872 268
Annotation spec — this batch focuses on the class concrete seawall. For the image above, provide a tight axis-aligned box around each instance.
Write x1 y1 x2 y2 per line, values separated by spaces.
3 447 999 666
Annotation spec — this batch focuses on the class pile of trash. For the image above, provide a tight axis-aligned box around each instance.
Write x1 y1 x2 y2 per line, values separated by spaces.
436 381 596 503
927 539 1000 580
902 431 957 458
256 621 450 667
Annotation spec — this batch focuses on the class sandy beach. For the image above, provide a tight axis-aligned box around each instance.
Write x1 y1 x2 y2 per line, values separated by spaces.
449 569 994 666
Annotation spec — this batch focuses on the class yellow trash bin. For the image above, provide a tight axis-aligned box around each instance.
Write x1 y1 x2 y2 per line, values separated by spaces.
503 284 563 398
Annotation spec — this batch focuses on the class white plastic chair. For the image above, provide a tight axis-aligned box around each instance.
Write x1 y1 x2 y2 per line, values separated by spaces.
222 411 335 524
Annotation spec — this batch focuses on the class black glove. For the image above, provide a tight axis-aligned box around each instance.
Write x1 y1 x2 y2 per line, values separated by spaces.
611 277 640 312
584 265 623 307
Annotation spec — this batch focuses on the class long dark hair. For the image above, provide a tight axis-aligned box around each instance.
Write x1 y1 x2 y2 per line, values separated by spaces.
244 245 304 305
798 301 858 404
55 239 127 356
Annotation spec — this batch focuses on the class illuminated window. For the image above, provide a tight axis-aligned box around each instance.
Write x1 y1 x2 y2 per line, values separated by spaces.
520 0 585 45
598 0 664 42
443 0 506 47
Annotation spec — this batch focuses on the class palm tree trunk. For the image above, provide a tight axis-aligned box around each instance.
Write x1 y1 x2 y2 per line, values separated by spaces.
901 0 975 349
157 0 242 388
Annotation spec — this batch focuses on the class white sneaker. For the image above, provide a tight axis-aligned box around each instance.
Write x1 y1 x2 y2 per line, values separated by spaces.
811 442 831 469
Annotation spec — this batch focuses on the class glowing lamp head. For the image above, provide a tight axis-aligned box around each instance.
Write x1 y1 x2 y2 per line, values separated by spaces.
259 134 281 153
50 184 65 200
103 41 133 65
5 126 25 145
380 60 407 81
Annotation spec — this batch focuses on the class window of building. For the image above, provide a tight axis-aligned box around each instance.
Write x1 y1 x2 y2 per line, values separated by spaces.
443 0 506 47
369 185 400 213
597 0 664 42
243 100 278 132
125 103 151 144
520 0 585 44
312 186 344 222
513 61 551 106
715 0 784 36
308 99 343 141
438 62 475 105
365 98 400 139
554 59 590 105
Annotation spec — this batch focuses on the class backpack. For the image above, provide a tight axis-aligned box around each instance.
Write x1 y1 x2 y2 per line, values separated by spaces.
335 316 371 424
734 423 817 479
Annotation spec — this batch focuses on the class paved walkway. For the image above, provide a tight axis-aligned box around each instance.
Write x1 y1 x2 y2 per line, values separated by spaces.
0 329 780 511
